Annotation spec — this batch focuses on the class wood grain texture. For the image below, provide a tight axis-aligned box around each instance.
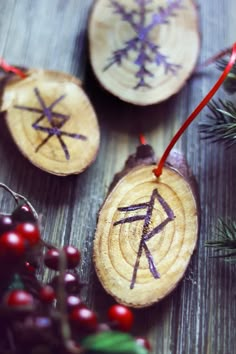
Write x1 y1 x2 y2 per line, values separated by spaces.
94 164 198 308
89 0 200 105
0 0 236 353
2 69 99 175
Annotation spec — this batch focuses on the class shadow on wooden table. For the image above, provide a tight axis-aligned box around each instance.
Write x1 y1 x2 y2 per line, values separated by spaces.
91 268 182 336
84 63 178 138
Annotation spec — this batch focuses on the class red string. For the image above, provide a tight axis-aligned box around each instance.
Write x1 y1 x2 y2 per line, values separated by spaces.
0 57 26 79
199 46 232 67
153 42 236 178
139 133 147 145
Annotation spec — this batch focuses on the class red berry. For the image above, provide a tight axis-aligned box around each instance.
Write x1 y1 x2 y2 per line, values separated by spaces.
0 215 14 236
4 290 34 307
51 272 80 294
70 307 97 331
63 273 80 293
135 337 152 352
64 246 81 268
44 248 60 270
12 204 36 223
15 223 40 246
21 205 32 213
44 247 81 270
0 231 25 258
39 285 55 303
108 304 134 332
67 295 84 312
24 262 36 274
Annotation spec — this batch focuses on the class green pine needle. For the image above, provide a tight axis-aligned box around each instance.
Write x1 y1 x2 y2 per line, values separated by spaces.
206 219 236 262
203 56 236 264
217 59 236 93
200 99 236 147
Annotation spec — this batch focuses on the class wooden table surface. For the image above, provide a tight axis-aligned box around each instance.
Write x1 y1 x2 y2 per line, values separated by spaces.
0 1 236 353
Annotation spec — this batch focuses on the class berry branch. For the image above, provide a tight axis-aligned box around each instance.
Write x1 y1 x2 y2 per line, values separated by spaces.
0 186 151 354
0 183 38 219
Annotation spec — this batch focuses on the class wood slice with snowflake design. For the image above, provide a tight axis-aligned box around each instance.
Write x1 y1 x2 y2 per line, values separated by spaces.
89 0 200 105
94 145 199 307
1 69 100 176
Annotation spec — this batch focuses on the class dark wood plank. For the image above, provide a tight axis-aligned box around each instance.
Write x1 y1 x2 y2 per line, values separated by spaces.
0 1 236 353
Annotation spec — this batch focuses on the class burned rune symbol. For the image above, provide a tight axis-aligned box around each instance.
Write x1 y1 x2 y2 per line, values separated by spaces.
14 87 87 160
104 0 182 89
114 188 175 289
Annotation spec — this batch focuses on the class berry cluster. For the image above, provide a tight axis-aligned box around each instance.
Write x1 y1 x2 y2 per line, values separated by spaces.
0 204 39 257
0 202 151 354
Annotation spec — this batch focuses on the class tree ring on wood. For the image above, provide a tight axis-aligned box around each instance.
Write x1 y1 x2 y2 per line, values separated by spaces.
89 0 200 105
94 164 199 308
1 69 100 176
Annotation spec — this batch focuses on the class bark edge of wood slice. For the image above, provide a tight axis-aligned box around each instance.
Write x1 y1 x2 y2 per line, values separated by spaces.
94 163 199 308
1 69 100 176
89 0 200 106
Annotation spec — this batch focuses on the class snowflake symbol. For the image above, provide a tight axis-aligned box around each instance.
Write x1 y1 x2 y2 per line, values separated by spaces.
104 0 183 89
14 87 87 160
114 188 175 289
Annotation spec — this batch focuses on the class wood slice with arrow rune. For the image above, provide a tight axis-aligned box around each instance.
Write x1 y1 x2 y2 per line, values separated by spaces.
89 0 200 105
0 69 100 176
93 145 199 308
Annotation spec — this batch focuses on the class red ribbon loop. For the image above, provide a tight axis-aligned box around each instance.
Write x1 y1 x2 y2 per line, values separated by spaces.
139 133 147 145
0 57 26 79
153 42 236 178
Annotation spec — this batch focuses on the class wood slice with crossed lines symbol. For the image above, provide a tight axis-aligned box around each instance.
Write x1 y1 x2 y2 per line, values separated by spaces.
89 0 200 105
1 69 100 176
94 145 199 307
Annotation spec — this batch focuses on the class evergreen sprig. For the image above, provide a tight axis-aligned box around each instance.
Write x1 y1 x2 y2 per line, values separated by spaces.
206 219 236 262
203 51 236 267
217 59 236 93
200 99 236 147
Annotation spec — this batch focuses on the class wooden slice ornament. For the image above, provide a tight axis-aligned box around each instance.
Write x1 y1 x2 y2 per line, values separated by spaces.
94 46 236 308
94 145 199 307
89 0 200 105
0 69 100 176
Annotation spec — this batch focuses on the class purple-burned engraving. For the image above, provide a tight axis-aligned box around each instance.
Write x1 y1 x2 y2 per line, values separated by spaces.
114 188 175 289
14 87 87 160
104 0 182 89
